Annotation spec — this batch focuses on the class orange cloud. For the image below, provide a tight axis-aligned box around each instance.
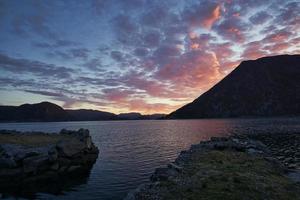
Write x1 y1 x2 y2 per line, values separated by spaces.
128 99 178 114
202 5 221 29
184 3 221 29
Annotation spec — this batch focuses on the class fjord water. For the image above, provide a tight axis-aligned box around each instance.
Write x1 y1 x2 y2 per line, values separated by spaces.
0 118 299 200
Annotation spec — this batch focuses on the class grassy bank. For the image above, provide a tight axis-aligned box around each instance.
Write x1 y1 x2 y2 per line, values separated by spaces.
128 134 300 200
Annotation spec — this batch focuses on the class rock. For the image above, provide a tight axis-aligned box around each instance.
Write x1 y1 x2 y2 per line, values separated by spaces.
67 165 81 172
247 148 263 155
0 167 22 177
23 154 49 174
86 136 92 149
283 157 293 164
0 155 17 168
211 137 228 142
48 147 58 162
50 162 59 171
0 128 99 190
288 164 297 169
59 166 68 172
151 168 171 181
276 156 285 160
77 128 90 138
168 163 183 172
56 139 86 157
57 157 72 166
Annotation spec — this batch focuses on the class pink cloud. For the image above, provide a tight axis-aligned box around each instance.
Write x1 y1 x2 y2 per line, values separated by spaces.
128 99 178 114
184 2 221 29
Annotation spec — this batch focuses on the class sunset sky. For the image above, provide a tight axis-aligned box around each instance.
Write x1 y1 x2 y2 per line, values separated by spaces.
0 0 299 114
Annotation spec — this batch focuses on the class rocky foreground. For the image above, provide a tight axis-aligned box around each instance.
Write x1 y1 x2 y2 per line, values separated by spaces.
126 132 300 200
0 129 99 195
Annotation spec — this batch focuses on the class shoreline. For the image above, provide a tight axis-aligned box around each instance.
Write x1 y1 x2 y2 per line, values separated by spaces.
126 132 300 200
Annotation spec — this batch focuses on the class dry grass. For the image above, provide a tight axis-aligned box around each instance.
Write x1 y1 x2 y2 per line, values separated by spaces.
138 150 300 200
0 133 72 147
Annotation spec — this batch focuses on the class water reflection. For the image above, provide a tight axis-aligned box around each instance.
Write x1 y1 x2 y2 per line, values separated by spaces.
0 162 96 199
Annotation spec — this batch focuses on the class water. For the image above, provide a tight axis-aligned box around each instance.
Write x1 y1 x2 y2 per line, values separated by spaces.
0 118 299 200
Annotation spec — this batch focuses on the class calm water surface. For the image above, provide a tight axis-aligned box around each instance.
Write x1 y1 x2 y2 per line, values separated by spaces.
0 118 299 200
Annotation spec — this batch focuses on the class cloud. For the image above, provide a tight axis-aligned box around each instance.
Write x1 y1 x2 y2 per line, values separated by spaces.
214 17 248 43
155 50 222 93
11 12 58 40
242 41 268 60
110 51 124 62
33 39 79 48
82 58 103 70
249 11 272 24
183 2 221 29
134 47 149 57
127 99 178 114
69 48 90 60
143 31 161 47
262 29 294 44
0 53 73 78
24 90 65 97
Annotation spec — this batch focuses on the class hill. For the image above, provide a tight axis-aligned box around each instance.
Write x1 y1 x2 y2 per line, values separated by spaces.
0 102 164 122
167 55 300 118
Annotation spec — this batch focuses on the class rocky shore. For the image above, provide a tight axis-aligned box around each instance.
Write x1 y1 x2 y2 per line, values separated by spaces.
126 132 300 200
0 129 99 195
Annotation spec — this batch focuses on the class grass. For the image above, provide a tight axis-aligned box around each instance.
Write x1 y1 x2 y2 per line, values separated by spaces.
150 150 300 200
0 133 72 147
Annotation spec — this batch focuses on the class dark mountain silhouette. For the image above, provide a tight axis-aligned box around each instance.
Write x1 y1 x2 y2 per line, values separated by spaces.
117 112 143 120
66 109 116 121
116 113 165 120
0 102 69 122
167 54 300 119
0 102 164 122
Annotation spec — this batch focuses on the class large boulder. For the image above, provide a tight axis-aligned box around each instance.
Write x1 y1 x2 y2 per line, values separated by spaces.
0 128 99 191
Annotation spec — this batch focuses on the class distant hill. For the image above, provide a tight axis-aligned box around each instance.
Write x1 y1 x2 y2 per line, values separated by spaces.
117 112 166 120
66 109 116 121
0 102 164 122
167 54 300 119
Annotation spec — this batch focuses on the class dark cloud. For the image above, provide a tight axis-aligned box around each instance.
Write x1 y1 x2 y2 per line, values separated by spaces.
275 1 300 27
214 17 249 42
134 47 149 57
12 14 58 40
249 11 272 24
24 90 65 97
110 50 124 62
33 39 79 48
140 6 167 27
113 14 138 34
47 48 90 60
0 53 73 79
82 58 103 70
69 48 90 59
143 31 161 47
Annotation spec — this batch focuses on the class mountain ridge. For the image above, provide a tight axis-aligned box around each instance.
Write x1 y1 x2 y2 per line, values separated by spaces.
0 102 165 122
167 54 300 119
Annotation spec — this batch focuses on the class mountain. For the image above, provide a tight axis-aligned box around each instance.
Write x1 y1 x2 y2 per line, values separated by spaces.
117 113 166 120
66 109 116 121
167 54 300 119
0 102 69 122
0 102 164 122
117 112 143 120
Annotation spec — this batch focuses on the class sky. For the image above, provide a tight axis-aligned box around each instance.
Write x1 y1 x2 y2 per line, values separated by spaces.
0 0 299 114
